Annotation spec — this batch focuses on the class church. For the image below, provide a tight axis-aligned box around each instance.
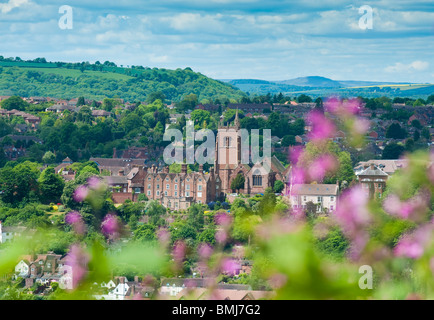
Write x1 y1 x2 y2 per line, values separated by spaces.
110 110 289 210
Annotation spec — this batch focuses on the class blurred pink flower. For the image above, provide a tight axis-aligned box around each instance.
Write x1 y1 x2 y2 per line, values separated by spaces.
215 213 232 227
65 211 82 225
394 223 434 259
307 154 338 182
215 230 228 244
288 146 304 166
352 117 370 135
325 97 361 116
73 185 88 202
65 244 89 289
198 243 213 260
65 211 85 235
101 214 119 238
157 228 170 247
394 237 424 259
383 191 430 221
268 273 288 289
172 241 186 265
87 176 102 190
221 258 241 276
333 186 371 260
307 111 336 141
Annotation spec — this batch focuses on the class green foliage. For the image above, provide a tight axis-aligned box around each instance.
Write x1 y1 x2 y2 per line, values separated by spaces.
0 95 29 111
230 174 245 192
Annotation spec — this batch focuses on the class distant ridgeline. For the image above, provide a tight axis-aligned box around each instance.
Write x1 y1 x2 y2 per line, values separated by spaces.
0 57 246 103
225 77 434 99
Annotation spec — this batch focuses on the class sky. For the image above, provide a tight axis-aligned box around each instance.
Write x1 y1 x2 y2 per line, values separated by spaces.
0 0 433 83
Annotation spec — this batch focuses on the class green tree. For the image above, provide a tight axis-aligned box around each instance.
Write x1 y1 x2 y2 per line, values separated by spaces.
42 151 56 164
1 96 29 111
273 180 285 193
39 167 65 204
133 224 157 242
231 174 245 193
386 123 406 139
382 142 405 159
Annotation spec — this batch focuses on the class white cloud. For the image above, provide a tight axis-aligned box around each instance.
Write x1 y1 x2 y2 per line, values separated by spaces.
0 0 29 13
385 61 430 73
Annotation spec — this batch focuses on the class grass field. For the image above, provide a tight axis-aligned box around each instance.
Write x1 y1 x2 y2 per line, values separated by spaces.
17 66 134 81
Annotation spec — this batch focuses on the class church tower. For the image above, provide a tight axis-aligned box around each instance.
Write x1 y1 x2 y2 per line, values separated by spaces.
215 109 242 195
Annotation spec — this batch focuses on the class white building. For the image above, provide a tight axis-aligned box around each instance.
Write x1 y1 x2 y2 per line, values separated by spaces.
15 260 30 278
289 184 339 213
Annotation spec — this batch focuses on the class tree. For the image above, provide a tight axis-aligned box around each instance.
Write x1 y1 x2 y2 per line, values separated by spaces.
1 96 29 111
0 161 40 204
281 135 296 147
133 224 156 242
231 174 245 193
382 142 405 159
305 201 318 219
297 94 312 103
145 92 166 104
386 123 406 139
42 151 56 164
77 97 86 107
39 167 65 204
273 180 285 193
421 127 430 141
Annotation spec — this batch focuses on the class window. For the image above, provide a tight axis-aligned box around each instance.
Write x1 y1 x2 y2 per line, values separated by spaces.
331 196 334 201
166 184 170 189
186 191 190 197
198 192 202 197
174 191 178 197
330 205 334 211
174 184 178 190
198 185 202 191
166 178 169 181
317 196 323 203
156 191 160 196
165 191 168 196
157 184 160 189
148 177 151 181
147 191 151 196
224 136 231 147
186 185 190 190
252 169 262 186
135 188 141 194
303 196 307 202
148 184 151 189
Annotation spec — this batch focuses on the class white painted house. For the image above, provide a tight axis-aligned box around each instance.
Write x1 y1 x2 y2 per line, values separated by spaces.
15 260 30 278
289 184 339 213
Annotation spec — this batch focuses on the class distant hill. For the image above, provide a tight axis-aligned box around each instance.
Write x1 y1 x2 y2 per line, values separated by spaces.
0 59 246 102
222 76 433 98
277 76 342 88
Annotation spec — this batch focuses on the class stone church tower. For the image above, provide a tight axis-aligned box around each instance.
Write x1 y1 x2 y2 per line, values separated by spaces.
215 109 242 195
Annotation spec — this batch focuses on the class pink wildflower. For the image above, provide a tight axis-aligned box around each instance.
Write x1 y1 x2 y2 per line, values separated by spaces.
307 154 338 182
65 211 85 235
307 111 336 141
101 214 119 238
65 244 89 289
215 212 232 227
198 243 213 260
221 258 241 276
87 176 102 190
73 185 88 202
172 241 186 266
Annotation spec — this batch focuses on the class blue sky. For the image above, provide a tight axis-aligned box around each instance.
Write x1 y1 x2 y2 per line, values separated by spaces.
0 0 433 83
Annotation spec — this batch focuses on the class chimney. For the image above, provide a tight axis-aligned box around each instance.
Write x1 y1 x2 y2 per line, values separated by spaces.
199 164 203 173
134 276 139 283
164 166 169 174
120 277 126 284
370 163 375 170
181 164 187 174
118 170 124 176
113 147 117 159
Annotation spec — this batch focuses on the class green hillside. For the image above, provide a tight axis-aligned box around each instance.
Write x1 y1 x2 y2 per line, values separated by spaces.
0 59 245 102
